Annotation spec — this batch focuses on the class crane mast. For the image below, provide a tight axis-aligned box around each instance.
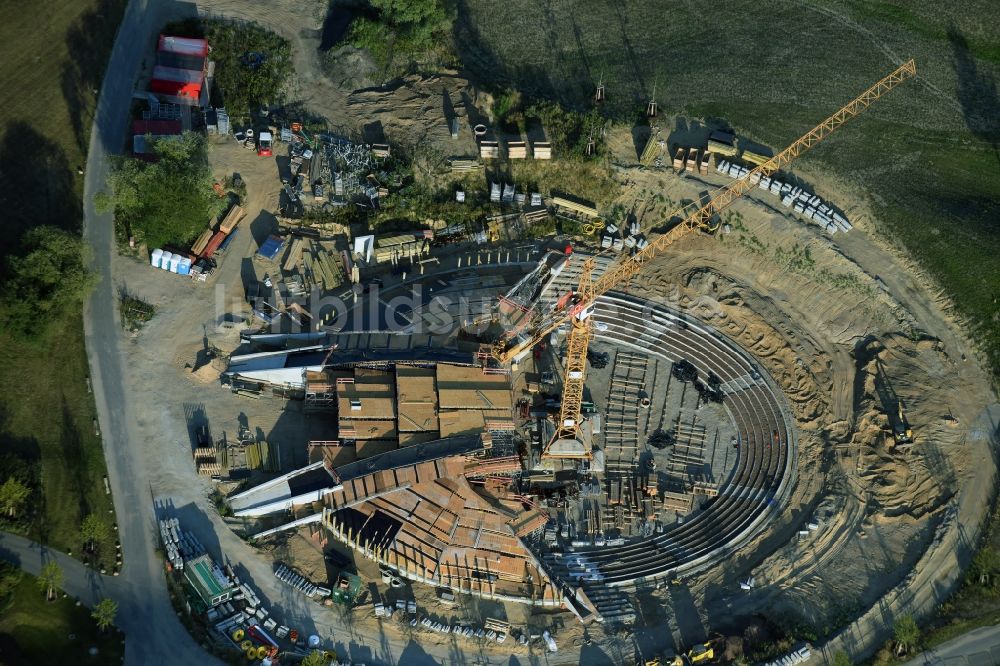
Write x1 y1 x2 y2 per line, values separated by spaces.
527 59 916 459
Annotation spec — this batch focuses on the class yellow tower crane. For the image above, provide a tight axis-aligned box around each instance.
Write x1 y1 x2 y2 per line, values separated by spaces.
491 59 917 459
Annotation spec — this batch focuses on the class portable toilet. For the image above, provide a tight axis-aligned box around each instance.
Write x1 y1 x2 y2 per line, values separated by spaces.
159 251 173 271
169 255 181 273
151 248 163 269
178 258 191 275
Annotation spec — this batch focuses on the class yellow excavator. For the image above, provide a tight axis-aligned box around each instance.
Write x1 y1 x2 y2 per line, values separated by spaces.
643 637 723 666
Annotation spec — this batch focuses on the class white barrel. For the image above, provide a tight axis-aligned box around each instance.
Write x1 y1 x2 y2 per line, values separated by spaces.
159 251 173 271
151 248 163 268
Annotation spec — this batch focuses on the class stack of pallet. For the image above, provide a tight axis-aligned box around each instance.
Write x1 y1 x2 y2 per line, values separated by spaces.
685 148 700 172
479 141 500 159
532 141 552 159
193 447 219 476
673 147 686 170
507 141 527 159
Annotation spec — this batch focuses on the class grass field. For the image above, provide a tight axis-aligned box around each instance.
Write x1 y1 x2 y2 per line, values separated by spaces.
0 572 124 665
0 0 126 566
456 0 1000 381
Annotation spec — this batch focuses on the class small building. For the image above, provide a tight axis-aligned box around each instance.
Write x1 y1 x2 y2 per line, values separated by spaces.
131 119 182 158
157 35 208 72
150 65 204 106
183 553 239 607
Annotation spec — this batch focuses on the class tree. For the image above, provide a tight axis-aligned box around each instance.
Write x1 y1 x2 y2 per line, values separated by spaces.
80 513 111 551
91 597 118 632
99 132 226 250
37 560 62 600
300 650 326 666
0 477 31 518
1 227 94 336
893 614 920 655
348 0 453 68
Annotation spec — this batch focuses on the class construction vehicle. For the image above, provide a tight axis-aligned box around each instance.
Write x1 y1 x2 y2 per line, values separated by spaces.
487 60 917 460
257 131 273 157
874 357 914 446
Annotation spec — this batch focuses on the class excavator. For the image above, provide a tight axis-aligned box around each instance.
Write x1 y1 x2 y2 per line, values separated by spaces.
488 60 917 461
874 357 914 447
642 635 725 665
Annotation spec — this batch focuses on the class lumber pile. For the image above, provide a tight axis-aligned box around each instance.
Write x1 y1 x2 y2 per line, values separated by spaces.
304 242 345 291
479 141 500 159
532 141 552 159
552 195 598 218
191 229 213 255
639 129 663 165
449 158 481 172
508 141 527 159
219 204 245 234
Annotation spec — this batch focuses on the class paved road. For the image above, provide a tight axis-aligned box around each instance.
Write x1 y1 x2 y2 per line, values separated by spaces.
0 532 118 608
903 624 1000 666
80 0 221 663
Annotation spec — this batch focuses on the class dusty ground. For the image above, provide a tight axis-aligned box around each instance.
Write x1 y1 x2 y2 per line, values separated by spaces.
597 129 996 647
109 2 999 661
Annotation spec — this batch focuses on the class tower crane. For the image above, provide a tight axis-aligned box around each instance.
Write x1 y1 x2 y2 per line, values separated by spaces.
490 60 917 459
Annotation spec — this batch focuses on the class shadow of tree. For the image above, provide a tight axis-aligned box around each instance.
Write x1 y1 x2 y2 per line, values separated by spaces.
60 0 129 157
0 122 79 260
949 25 1000 167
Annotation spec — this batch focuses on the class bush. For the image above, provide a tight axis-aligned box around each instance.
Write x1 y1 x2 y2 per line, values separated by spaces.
347 0 454 70
0 227 94 337
99 132 226 250
525 102 605 158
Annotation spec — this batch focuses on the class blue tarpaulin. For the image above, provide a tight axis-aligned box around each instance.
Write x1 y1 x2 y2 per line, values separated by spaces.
257 235 284 261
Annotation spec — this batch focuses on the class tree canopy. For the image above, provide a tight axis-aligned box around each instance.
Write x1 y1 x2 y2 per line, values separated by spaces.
0 226 94 337
100 132 225 250
80 513 111 548
0 478 31 518
37 560 62 598
893 614 920 654
92 598 118 631
348 0 454 70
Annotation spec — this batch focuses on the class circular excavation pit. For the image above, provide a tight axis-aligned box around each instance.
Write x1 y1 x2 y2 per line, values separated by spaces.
538 290 795 589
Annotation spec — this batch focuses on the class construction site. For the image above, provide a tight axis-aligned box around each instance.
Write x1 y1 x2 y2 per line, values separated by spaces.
103 10 1000 665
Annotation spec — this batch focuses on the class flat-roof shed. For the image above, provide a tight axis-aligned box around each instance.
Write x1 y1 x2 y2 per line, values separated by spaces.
157 34 208 72
183 553 238 607
150 65 204 104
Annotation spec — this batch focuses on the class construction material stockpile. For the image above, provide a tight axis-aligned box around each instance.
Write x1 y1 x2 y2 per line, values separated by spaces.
159 517 204 570
273 563 330 599
716 159 851 234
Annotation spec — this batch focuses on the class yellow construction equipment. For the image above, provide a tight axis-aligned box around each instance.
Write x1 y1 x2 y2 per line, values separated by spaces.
495 60 917 460
687 643 715 663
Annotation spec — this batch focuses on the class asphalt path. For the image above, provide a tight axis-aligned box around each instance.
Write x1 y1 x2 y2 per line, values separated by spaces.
79 0 223 663
903 624 1000 666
